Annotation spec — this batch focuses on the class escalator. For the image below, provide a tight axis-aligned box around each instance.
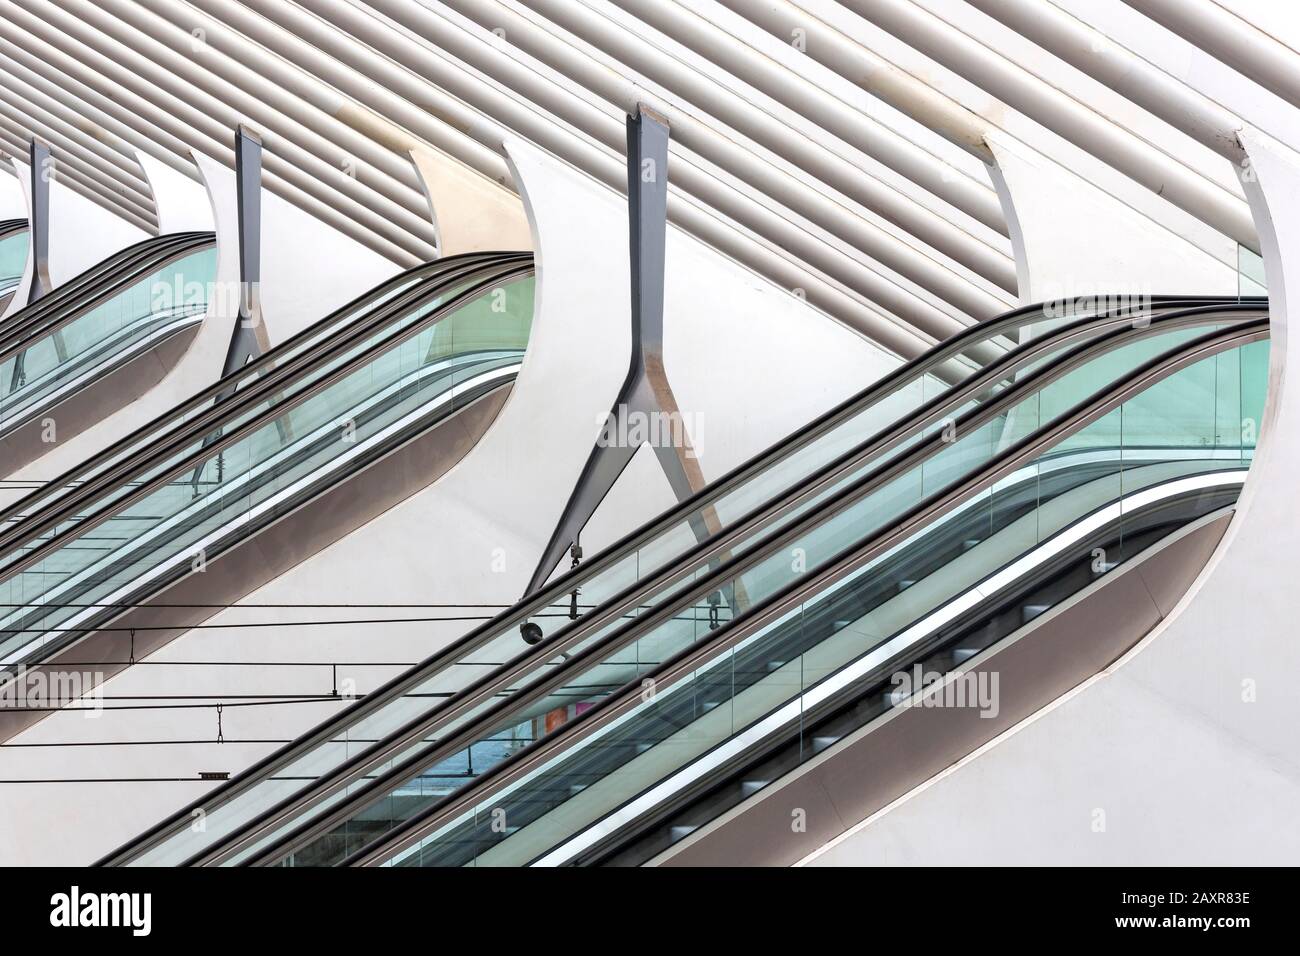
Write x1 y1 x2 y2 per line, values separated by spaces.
0 251 534 731
0 219 27 308
99 294 1268 867
0 231 217 475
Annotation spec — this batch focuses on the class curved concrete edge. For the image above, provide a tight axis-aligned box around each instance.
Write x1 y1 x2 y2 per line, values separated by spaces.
984 132 1238 303
191 150 242 355
134 149 212 235
984 158 1030 306
0 167 24 220
776 129 1300 866
409 144 532 255
1 158 34 320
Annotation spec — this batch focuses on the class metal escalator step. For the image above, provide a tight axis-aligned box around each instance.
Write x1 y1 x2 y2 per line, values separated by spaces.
1022 604 1050 623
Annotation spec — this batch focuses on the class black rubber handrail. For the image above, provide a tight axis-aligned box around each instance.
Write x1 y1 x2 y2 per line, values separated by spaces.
0 252 529 545
191 301 1264 868
0 258 534 588
341 318 1267 868
0 231 215 356
98 294 1260 866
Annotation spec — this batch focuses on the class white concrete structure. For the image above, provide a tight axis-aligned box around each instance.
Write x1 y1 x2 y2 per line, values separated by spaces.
0 0 1297 870
0 136 896 865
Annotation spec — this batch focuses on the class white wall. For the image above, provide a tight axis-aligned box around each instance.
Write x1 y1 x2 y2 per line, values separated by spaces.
0 137 900 865
0 171 24 219
987 132 1239 304
44 162 149 287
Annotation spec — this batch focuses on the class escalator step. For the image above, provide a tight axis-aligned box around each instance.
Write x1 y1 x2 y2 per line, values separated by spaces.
953 647 980 663
1022 604 1050 623
740 780 769 798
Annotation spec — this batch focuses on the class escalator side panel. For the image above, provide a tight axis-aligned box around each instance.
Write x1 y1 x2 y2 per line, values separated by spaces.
650 510 1233 867
0 317 202 475
0 382 515 743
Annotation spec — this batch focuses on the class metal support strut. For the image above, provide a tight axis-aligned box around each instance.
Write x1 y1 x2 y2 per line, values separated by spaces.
521 106 716 612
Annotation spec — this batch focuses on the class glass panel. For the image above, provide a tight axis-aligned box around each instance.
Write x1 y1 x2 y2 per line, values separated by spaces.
120 299 1220 866
0 273 535 670
270 323 1250 867
0 227 27 291
381 336 1265 868
0 262 456 538
0 246 217 430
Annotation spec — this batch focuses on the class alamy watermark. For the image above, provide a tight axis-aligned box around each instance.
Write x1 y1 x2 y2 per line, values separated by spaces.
888 663 1000 719
0 665 104 716
1041 287 1155 321
595 404 704 458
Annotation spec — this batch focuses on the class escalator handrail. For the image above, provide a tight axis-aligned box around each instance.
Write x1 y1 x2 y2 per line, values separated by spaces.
0 353 529 671
99 296 1258 866
174 302 1266 868
0 257 535 591
515 294 1267 597
582 480 1247 867
0 230 170 327
0 232 209 335
340 318 1268 868
0 252 529 538
0 231 215 357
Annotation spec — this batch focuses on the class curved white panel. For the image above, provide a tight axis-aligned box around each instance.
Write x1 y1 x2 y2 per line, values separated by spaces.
804 129 1300 867
986 132 1238 304
1 158 34 319
409 145 532 255
0 169 25 219
134 150 213 235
